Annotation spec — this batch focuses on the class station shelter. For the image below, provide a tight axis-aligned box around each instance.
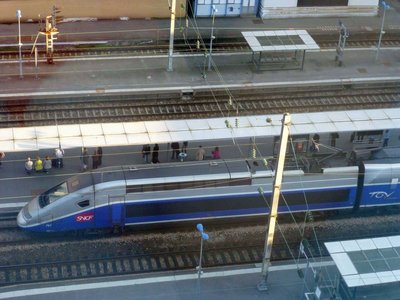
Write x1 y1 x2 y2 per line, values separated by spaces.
325 235 400 299
242 30 319 71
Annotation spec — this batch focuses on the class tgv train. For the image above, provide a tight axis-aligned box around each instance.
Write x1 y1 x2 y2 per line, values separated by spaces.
17 158 400 233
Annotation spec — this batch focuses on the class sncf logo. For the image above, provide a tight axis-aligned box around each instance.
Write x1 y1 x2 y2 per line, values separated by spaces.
75 212 94 222
369 191 394 199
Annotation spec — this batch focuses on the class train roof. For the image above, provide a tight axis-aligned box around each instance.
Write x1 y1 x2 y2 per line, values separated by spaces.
90 159 259 185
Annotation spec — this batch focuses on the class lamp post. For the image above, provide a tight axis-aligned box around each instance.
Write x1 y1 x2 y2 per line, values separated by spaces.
196 223 209 299
16 9 23 79
376 0 390 60
167 0 176 71
207 5 217 71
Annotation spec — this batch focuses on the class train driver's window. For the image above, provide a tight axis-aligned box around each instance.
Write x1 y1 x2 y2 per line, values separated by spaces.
77 200 90 208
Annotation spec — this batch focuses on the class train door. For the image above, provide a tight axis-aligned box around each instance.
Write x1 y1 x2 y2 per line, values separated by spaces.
108 196 125 227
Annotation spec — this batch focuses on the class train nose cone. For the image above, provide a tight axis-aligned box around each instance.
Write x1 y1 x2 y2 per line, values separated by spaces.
17 210 27 227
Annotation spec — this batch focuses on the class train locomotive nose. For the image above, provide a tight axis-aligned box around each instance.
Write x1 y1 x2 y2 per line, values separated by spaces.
17 209 27 227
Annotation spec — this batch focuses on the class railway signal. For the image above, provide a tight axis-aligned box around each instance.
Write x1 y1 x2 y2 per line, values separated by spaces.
31 6 61 64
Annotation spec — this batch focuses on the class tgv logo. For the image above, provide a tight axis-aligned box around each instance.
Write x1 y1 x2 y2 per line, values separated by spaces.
369 191 394 199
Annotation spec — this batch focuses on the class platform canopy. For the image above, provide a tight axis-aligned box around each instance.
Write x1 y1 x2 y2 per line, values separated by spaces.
325 235 400 288
241 30 319 52
0 108 399 152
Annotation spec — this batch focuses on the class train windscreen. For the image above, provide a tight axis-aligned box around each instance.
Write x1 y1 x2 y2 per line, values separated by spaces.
38 182 68 208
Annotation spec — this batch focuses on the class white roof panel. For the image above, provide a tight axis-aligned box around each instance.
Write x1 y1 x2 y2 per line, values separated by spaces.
127 133 150 145
37 138 61 149
123 122 147 134
0 128 13 141
0 140 15 151
166 120 189 132
388 236 400 247
329 111 352 122
145 121 168 133
60 137 83 148
82 136 106 147
148 132 172 144
102 123 125 135
104 134 128 146
325 241 344 254
80 124 103 136
34 126 59 138
343 275 363 287
331 253 357 276
372 237 392 249
341 240 361 252
360 273 380 285
377 271 397 283
169 131 193 142
58 124 81 137
13 127 36 140
357 239 377 250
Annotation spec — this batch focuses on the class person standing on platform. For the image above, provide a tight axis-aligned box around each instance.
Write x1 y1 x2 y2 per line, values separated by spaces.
171 142 180 159
152 144 160 164
81 147 89 171
92 149 100 169
0 151 5 166
212 146 221 159
43 156 52 174
142 144 151 163
196 145 206 161
25 157 33 175
97 146 103 166
54 147 64 168
34 156 43 173
383 130 390 147
182 141 188 154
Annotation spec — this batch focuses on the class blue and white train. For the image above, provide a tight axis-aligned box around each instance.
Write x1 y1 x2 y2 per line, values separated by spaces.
17 158 400 233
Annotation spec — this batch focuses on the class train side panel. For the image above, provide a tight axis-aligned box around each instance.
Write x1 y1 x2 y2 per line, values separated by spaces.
359 163 400 208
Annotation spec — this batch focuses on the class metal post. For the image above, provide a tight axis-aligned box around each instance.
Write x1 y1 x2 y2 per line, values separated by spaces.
257 113 291 291
376 1 390 60
196 223 209 300
207 5 217 71
16 10 23 79
167 0 176 72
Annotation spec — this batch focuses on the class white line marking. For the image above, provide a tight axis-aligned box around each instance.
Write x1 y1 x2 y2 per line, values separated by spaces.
0 260 335 299
0 76 399 98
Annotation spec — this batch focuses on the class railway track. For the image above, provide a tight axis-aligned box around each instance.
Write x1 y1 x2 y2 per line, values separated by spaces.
1 82 399 128
1 212 400 286
1 34 400 61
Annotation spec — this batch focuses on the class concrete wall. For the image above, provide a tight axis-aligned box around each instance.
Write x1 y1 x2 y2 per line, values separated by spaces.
0 0 186 23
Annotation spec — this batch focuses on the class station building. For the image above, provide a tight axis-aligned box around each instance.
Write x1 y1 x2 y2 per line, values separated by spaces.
191 0 379 18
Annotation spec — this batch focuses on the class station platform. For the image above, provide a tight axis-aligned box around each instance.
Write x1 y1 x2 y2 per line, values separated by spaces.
0 260 339 300
0 0 399 97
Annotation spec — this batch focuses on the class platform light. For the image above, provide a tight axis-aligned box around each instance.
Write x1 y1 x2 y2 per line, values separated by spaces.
376 0 391 60
16 9 23 79
207 5 218 71
196 223 209 299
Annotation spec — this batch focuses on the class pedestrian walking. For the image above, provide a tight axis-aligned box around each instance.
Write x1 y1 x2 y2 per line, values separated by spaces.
142 144 151 163
97 146 103 166
81 147 89 171
171 142 180 159
54 147 64 168
43 156 52 174
0 151 5 166
25 157 33 175
196 145 206 161
35 156 43 172
152 144 160 164
212 146 221 159
92 149 100 169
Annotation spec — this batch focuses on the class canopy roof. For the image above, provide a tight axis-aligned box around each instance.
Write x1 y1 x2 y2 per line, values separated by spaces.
0 108 399 152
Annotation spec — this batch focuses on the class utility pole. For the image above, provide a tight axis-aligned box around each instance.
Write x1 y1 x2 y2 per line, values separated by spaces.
257 113 291 291
335 21 348 67
167 0 176 72
376 1 390 60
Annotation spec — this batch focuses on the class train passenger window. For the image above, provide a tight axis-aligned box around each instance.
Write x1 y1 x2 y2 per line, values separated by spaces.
142 184 154 192
180 181 194 189
126 185 142 193
230 178 251 186
77 200 90 208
